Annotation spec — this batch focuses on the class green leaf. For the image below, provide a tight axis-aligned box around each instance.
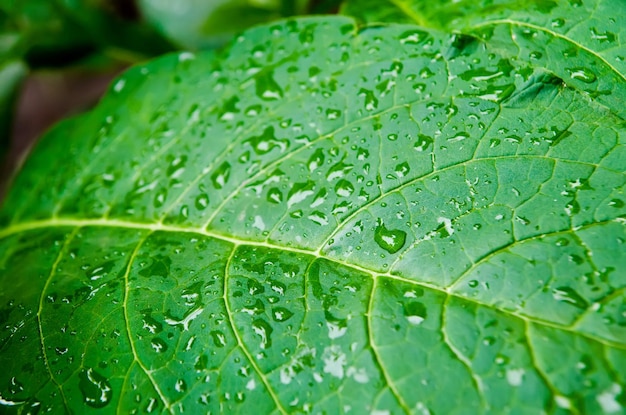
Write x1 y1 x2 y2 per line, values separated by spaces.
1 9 625 415
341 0 626 118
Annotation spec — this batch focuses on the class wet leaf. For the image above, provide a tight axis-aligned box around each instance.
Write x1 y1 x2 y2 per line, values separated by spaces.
1 3 625 414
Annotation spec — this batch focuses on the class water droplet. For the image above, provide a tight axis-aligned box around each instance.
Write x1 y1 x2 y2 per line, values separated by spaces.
252 319 273 349
195 193 209 210
174 379 187 393
447 132 469 142
255 71 283 100
609 199 624 208
195 354 208 371
245 126 288 155
308 211 329 226
552 286 589 309
267 187 283 204
374 220 407 254
287 181 315 208
210 331 227 348
399 29 428 45
310 188 327 208
335 180 354 197
414 134 433 152
555 237 570 247
590 28 616 43
403 301 427 325
308 149 325 172
151 337 168 353
358 88 378 111
326 160 354 181
272 307 294 322
211 162 231 189
551 18 565 28
326 108 342 120
566 67 597 83
419 67 435 79
79 368 112 408
395 162 410 178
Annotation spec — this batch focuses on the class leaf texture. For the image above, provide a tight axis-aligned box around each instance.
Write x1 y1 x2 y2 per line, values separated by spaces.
0 8 625 415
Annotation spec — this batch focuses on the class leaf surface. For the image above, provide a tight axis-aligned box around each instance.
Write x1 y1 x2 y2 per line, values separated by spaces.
1 9 625 415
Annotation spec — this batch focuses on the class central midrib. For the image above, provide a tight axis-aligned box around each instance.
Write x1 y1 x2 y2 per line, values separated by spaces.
0 216 622 352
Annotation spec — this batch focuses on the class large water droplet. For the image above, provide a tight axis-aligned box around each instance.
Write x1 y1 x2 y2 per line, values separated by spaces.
195 193 209 210
374 220 407 254
151 337 168 353
414 134 433 151
403 301 427 325
552 286 589 309
211 162 231 189
566 67 597 83
272 307 294 322
245 126 289 155
590 28 616 43
399 29 429 45
255 71 283 100
308 149 325 172
79 368 112 408
358 88 378 111
252 319 273 349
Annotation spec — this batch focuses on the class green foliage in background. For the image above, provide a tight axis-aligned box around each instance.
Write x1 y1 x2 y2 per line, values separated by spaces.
0 0 625 413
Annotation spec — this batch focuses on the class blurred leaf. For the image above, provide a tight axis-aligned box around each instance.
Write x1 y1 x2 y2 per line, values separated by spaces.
138 0 314 50
0 60 26 155
0 0 174 69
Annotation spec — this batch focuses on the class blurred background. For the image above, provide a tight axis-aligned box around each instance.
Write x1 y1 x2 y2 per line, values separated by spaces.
0 0 341 197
